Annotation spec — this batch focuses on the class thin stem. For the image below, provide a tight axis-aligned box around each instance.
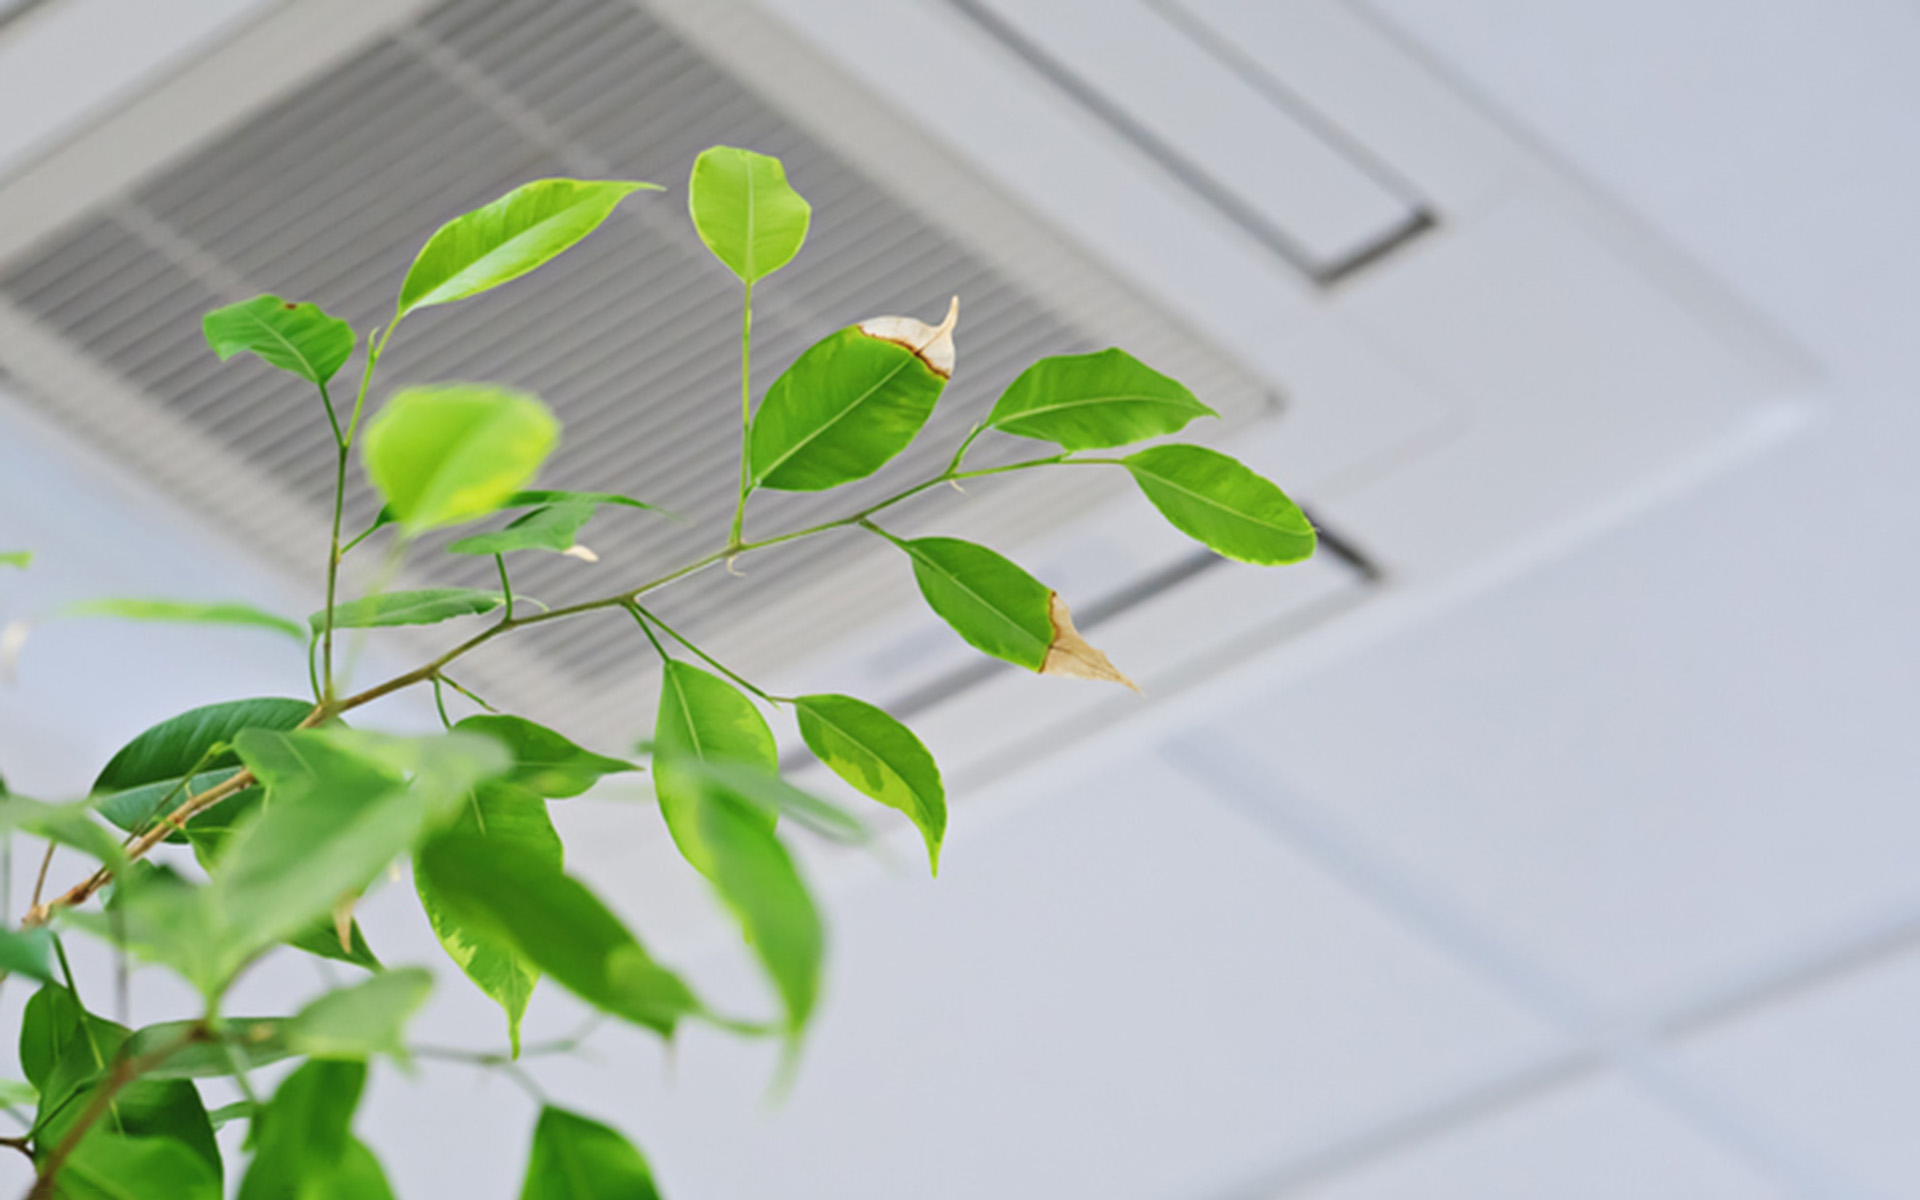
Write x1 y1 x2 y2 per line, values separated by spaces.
621 602 668 662
28 1025 202 1199
439 673 497 713
494 554 515 623
945 422 986 475
431 676 453 730
210 1021 262 1110
317 380 344 449
23 446 1079 922
322 433 349 704
28 843 55 912
628 602 775 702
728 280 754 551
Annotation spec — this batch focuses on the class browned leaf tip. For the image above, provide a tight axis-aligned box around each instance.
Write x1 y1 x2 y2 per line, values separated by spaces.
1039 592 1140 693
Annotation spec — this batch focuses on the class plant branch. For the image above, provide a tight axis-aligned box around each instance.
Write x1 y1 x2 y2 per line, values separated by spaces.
728 280 754 552
22 449 1075 924
27 1025 205 1199
626 602 776 702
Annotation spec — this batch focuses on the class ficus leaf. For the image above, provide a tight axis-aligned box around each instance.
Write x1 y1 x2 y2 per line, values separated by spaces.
125 1018 295 1080
222 729 509 964
90 696 309 839
447 501 596 558
683 785 824 1039
1122 444 1316 565
748 298 959 492
286 968 433 1063
202 294 356 387
318 587 507 632
985 348 1216 450
239 1060 395 1200
688 145 812 284
60 597 306 642
665 758 866 846
888 534 1135 688
24 985 221 1181
397 179 656 319
0 926 55 983
415 834 700 1038
60 1133 222 1200
507 489 659 512
520 1107 661 1200
454 714 637 799
0 794 127 867
415 782 561 1055
362 384 560 534
652 661 778 876
794 694 945 873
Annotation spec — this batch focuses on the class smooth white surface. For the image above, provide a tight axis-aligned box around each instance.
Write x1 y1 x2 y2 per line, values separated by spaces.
0 0 269 181
972 0 1419 271
1295 1075 1787 1200
2 0 1917 1195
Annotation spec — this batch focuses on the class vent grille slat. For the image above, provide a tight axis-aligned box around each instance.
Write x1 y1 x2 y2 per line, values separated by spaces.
0 0 1181 740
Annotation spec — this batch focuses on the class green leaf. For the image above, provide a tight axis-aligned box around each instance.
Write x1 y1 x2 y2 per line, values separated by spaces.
24 985 220 1181
90 696 309 839
83 863 231 996
362 384 560 533
749 304 957 492
985 348 1216 450
0 925 54 982
681 784 823 1038
1122 444 1316 565
221 729 509 967
664 759 865 846
239 1060 395 1200
286 968 433 1062
652 661 777 875
0 795 126 867
894 535 1051 670
0 1078 35 1108
207 1101 252 1131
59 598 305 642
447 501 595 557
416 834 700 1038
415 783 559 1055
60 1133 222 1200
794 694 945 873
1 551 30 568
398 179 655 319
180 785 383 973
202 295 356 388
688 146 811 284
508 489 660 513
125 1019 294 1080
455 715 637 798
318 587 506 631
520 1106 662 1200
284 918 381 972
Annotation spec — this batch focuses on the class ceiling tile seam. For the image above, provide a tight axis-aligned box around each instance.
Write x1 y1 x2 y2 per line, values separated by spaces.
1158 731 1872 1200
1208 1050 1604 1199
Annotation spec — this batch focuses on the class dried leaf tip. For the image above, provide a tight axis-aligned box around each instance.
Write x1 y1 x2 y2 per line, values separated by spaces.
562 543 600 563
859 295 959 379
1039 593 1140 693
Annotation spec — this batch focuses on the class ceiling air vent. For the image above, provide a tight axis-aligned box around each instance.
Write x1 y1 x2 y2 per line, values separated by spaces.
0 0 1293 751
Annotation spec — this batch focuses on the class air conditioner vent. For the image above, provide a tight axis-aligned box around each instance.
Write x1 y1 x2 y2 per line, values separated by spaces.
0 0 1272 739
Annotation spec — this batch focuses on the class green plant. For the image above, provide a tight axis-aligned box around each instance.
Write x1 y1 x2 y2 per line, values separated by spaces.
0 145 1314 1197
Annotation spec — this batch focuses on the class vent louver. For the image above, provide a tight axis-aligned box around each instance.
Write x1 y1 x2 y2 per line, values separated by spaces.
0 0 1270 744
